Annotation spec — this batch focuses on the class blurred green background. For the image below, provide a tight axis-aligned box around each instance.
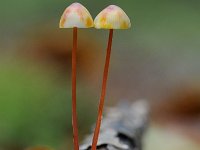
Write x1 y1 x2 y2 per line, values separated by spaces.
0 0 200 150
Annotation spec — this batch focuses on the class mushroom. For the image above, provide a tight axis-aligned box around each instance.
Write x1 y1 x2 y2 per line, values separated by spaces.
59 2 94 150
91 5 131 149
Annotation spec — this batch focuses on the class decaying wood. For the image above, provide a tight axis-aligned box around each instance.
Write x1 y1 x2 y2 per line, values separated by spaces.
80 100 149 150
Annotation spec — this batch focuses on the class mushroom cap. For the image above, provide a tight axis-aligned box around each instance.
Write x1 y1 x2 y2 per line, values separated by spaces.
59 3 94 28
94 5 131 29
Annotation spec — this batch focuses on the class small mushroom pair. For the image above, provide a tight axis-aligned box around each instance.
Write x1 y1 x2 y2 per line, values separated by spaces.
59 2 131 150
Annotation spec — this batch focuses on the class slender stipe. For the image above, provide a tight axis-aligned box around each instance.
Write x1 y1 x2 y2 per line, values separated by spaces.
72 27 79 150
91 29 114 150
59 2 94 149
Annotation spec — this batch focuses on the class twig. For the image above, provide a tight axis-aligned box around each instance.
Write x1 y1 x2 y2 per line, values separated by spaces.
81 100 149 150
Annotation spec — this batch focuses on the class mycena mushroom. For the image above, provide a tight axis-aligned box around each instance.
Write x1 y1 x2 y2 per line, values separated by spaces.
59 2 94 150
91 5 131 150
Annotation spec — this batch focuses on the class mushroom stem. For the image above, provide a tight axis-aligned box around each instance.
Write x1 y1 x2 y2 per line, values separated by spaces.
72 27 79 150
91 29 114 150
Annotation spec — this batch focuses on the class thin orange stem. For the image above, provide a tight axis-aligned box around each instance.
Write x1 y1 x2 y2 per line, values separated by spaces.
72 27 79 150
91 29 114 150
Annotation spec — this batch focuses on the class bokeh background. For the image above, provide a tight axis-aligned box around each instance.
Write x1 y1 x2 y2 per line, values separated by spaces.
0 0 200 150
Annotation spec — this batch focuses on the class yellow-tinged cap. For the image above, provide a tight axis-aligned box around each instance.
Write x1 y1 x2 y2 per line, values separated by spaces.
59 3 94 28
94 5 131 29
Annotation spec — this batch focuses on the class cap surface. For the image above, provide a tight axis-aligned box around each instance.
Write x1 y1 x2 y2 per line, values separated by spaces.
94 5 131 29
59 2 94 28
